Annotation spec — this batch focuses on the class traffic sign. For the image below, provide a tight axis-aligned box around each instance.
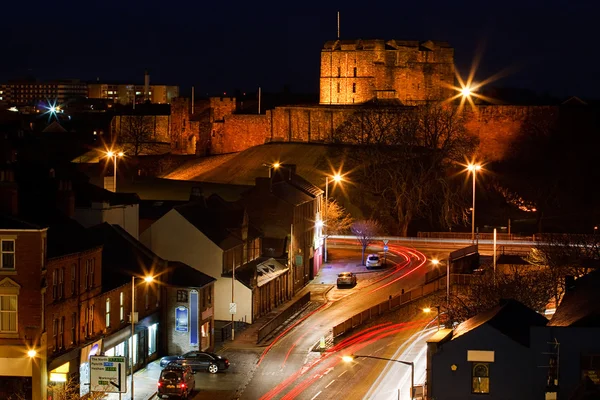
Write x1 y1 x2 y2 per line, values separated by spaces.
229 302 237 314
90 356 127 393
383 245 389 252
383 239 389 245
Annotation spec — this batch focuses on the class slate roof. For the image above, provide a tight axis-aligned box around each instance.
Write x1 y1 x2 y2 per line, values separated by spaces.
0 214 46 230
165 261 216 289
89 222 216 291
174 194 261 250
270 182 314 206
452 299 548 347
548 270 600 327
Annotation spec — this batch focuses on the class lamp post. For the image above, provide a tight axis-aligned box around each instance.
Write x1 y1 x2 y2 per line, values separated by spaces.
467 163 481 242
423 306 441 331
106 150 124 193
131 275 153 400
323 173 342 263
343 354 414 399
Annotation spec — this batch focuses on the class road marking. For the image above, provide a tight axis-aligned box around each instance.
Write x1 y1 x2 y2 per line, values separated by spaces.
310 390 322 400
338 370 347 378
325 380 336 388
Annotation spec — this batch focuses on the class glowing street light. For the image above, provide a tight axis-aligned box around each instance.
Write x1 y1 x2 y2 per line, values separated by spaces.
131 275 154 400
343 354 414 399
467 163 482 242
106 150 124 193
27 349 37 358
423 305 441 331
324 172 346 263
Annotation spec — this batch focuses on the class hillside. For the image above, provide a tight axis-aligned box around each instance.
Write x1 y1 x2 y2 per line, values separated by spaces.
163 143 335 187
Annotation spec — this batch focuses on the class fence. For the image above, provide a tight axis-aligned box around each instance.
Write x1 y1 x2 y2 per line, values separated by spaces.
332 277 447 338
257 292 311 343
417 232 535 241
220 320 248 342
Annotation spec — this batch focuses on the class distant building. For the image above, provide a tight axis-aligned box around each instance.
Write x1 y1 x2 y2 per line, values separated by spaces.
88 83 179 105
0 79 88 107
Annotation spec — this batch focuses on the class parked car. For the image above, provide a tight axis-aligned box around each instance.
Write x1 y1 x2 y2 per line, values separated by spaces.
366 254 382 268
337 272 357 287
157 363 195 399
160 351 230 374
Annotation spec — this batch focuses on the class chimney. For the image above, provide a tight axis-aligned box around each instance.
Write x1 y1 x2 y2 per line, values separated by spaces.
144 70 150 102
0 169 18 216
56 179 75 218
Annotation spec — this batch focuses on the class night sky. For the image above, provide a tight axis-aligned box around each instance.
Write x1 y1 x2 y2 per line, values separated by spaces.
1 0 598 99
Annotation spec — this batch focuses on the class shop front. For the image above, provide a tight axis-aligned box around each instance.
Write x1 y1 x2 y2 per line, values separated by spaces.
102 312 159 376
78 339 102 398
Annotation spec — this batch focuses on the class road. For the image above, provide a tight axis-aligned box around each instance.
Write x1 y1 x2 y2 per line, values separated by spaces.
230 244 431 400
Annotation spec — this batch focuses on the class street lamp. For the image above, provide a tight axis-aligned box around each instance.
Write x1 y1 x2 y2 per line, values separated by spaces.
343 354 414 399
431 258 450 308
467 163 482 242
423 305 441 331
323 173 343 263
106 150 124 193
131 275 153 400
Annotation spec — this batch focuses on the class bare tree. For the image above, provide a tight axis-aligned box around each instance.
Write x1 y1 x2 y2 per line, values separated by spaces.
323 198 353 236
528 233 599 308
443 264 555 325
351 219 382 265
334 103 477 236
11 380 107 400
118 115 158 156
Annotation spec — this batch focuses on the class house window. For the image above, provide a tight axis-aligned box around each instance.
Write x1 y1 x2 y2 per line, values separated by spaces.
58 268 64 299
53 318 58 351
52 269 58 300
1 240 15 270
84 261 89 290
105 298 111 328
71 312 76 344
89 259 95 289
119 292 124 321
177 290 188 302
472 363 490 393
59 316 65 349
71 264 76 294
0 295 17 332
89 305 94 334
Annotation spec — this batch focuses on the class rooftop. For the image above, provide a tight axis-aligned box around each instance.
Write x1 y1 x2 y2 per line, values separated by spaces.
548 269 600 327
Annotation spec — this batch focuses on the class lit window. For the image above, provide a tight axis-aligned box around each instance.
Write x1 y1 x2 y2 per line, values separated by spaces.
119 292 124 321
105 298 110 328
472 363 490 393
1 239 15 270
0 295 17 332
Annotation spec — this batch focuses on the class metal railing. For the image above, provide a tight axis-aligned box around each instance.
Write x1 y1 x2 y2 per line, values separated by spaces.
220 320 247 342
257 292 311 343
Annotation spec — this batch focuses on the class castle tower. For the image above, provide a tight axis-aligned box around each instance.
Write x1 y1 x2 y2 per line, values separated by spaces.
320 39 455 105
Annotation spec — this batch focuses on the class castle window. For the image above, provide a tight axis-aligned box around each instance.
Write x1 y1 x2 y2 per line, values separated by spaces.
337 83 340 93
352 83 356 93
353 67 357 77
337 67 341 77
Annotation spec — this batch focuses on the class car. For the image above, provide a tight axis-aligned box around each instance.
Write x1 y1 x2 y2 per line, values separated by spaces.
157 363 195 399
366 254 382 268
160 351 230 374
337 272 357 287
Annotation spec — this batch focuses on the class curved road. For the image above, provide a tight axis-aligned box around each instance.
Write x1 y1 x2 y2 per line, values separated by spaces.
239 243 431 400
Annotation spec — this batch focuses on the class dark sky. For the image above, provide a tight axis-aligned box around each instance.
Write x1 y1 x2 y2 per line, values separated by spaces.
1 0 598 99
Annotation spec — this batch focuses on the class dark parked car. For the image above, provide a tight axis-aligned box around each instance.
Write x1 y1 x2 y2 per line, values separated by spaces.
157 363 195 399
160 351 230 374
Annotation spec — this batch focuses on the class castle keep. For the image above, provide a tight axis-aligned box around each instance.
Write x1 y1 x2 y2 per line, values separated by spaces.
320 39 454 105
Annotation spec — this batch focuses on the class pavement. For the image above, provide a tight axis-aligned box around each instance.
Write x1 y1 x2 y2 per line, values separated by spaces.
110 246 393 400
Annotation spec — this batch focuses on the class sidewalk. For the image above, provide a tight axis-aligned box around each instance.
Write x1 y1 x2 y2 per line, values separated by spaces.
103 359 161 400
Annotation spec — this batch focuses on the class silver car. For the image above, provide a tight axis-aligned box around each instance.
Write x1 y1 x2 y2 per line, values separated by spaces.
366 254 382 268
337 272 357 287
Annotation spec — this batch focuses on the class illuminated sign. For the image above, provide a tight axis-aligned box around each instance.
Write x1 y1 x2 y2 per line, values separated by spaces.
175 306 188 332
